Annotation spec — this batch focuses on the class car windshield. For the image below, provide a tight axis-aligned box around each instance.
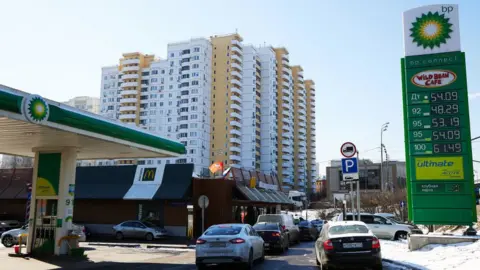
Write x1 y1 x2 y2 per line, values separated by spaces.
329 225 369 235
253 223 279 230
205 225 242 235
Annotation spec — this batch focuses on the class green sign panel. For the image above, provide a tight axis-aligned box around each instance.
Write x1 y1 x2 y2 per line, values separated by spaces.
402 52 476 225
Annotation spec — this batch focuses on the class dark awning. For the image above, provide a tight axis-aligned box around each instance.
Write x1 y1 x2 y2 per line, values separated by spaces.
75 166 136 199
153 164 193 200
235 184 293 205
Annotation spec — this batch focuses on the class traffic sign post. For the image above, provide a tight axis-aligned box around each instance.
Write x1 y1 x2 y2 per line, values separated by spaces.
198 195 209 233
340 142 360 220
341 142 357 158
401 5 476 225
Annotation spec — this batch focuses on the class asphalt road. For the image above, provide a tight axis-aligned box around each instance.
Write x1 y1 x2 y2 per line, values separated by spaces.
90 241 407 270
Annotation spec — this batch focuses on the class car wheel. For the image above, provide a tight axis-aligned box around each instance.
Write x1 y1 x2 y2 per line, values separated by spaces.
196 263 207 270
372 264 383 270
244 249 253 270
2 235 14 247
145 233 154 241
395 231 408 240
115 232 123 240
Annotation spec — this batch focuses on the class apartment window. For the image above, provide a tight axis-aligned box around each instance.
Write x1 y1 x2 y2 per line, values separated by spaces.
194 47 200 52
157 160 162 165
151 70 158 75
161 69 165 74
150 110 156 115
190 123 198 128
189 149 196 154
179 133 188 138
189 132 197 137
191 106 198 111
191 89 198 94
159 86 164 90
180 82 189 87
190 140 197 145
192 72 199 77
169 85 173 89
150 94 157 98
181 66 190 71
159 102 164 106
193 56 200 61
190 114 198 120
150 102 156 107
149 119 156 124
169 93 173 98
104 76 108 80
192 81 199 86
170 53 174 57
168 101 172 105
180 107 189 113
170 61 174 67
160 94 164 98
182 74 190 79
181 90 189 95
179 116 188 120
193 64 199 69
151 78 158 82
166 160 171 164
151 86 158 91
168 117 172 122
191 97 198 102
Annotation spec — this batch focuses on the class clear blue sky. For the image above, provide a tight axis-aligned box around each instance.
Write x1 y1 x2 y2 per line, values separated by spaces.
1 0 479 176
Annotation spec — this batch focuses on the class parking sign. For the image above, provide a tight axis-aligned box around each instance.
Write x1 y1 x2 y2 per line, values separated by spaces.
341 157 359 181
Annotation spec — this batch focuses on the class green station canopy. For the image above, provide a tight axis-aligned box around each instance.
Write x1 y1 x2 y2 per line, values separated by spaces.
0 84 186 159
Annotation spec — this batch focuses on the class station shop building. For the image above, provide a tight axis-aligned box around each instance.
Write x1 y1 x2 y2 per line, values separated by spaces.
0 165 293 238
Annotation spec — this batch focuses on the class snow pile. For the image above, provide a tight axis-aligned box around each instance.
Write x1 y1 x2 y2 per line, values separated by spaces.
381 239 480 269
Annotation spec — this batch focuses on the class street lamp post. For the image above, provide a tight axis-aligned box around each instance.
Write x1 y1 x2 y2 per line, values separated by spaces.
380 122 389 191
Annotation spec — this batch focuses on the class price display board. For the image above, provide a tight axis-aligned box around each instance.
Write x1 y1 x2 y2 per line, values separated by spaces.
401 51 476 225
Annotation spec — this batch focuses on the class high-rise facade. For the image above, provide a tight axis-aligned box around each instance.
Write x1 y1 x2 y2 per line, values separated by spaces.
99 33 317 190
305 80 318 188
63 96 100 114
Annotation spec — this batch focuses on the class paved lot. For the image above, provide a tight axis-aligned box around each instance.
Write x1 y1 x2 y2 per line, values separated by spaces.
0 241 406 270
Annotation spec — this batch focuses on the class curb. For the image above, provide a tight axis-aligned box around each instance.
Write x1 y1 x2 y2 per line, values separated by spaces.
146 244 196 249
88 243 141 248
382 259 423 270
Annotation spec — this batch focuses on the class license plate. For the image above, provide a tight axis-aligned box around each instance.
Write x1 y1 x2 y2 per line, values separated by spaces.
264 243 270 247
343 242 363 248
210 243 226 248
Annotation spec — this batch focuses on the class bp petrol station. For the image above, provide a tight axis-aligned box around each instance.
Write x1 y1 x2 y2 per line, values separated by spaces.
401 5 477 226
0 84 185 255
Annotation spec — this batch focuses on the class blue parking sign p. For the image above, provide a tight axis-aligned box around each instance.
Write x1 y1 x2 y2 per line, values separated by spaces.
341 158 358 174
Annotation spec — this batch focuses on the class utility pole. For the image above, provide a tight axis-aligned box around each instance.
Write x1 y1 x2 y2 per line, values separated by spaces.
357 151 361 221
380 122 389 191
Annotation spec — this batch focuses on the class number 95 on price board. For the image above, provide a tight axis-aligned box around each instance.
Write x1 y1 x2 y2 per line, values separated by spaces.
409 128 468 142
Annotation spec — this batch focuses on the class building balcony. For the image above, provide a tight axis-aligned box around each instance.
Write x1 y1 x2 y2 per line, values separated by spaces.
298 128 306 134
282 96 290 103
230 103 242 111
282 139 291 146
231 54 242 63
231 79 242 88
298 108 306 116
230 95 242 103
119 106 137 112
229 155 241 162
231 39 243 48
121 90 138 96
297 181 306 187
298 121 306 128
231 71 242 80
298 101 306 110
122 59 140 65
230 129 241 136
299 140 306 147
230 137 241 144
121 82 138 88
122 66 140 72
230 120 241 128
282 103 290 110
298 153 306 160
119 113 136 120
282 178 294 185
231 46 243 55
282 154 293 161
230 146 241 153
231 62 242 71
298 148 306 155
120 97 137 104
122 74 139 80
282 80 289 87
230 112 242 120
282 74 290 82
231 86 242 96
281 87 289 95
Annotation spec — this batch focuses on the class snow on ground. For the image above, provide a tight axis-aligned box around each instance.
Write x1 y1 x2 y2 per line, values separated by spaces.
382 239 480 269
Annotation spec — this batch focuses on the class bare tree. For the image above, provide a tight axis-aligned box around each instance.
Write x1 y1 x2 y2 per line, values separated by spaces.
0 155 33 169
360 189 407 216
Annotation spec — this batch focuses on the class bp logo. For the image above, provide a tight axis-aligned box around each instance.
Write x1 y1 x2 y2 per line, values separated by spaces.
22 95 50 124
410 11 453 49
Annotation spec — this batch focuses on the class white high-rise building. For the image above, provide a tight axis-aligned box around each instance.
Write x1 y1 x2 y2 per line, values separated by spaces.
98 38 212 176
258 47 278 176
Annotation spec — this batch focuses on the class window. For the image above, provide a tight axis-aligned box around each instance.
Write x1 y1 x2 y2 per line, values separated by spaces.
190 114 198 119
191 89 198 94
190 140 197 145
193 56 200 60
182 74 190 79
151 86 158 91
190 123 198 128
192 81 199 86
194 47 200 52
191 97 198 102
189 149 196 154
189 132 197 137
170 53 174 57
191 106 198 111
169 85 173 89
192 64 199 69
151 78 158 82
192 72 199 77
152 70 158 75
159 102 164 106
150 94 157 98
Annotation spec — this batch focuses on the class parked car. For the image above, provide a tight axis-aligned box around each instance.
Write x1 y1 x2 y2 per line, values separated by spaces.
311 219 324 233
334 213 422 240
298 220 318 240
0 214 21 236
256 214 300 244
113 220 169 241
253 222 289 253
195 224 264 269
315 221 382 270
1 223 86 247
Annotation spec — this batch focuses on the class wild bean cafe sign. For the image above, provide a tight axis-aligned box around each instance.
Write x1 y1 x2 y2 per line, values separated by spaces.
410 70 456 88
401 4 477 225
